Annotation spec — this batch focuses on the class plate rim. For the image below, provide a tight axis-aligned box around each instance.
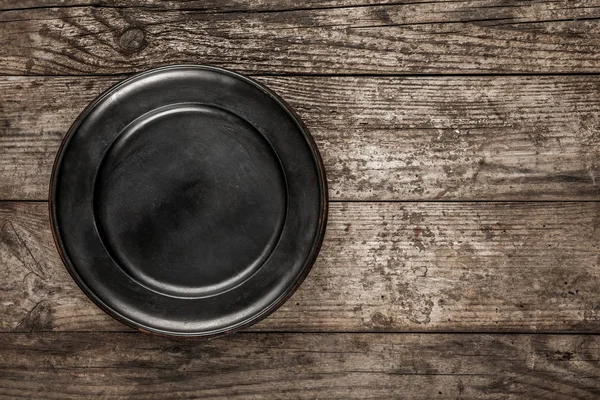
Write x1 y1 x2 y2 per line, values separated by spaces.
48 64 328 337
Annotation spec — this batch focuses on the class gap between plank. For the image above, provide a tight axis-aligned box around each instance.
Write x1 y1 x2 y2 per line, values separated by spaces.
4 73 600 78
2 330 600 335
0 1 508 15
3 199 600 203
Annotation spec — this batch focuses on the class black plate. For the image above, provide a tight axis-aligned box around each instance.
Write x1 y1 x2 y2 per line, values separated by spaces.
50 65 327 337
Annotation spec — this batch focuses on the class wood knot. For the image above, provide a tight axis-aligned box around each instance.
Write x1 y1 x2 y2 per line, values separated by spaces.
118 27 146 53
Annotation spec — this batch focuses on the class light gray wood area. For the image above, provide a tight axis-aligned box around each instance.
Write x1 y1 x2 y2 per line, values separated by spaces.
0 2 599 75
2 76 600 201
2 202 599 333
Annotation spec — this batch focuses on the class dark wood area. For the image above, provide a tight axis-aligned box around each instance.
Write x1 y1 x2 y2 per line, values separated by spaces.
2 332 600 399
1 0 600 398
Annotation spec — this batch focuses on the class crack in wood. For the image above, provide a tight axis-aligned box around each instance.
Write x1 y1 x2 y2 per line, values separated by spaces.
2 220 45 281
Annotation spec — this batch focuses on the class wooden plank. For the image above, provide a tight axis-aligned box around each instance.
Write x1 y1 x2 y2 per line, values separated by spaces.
1 2 600 75
0 0 432 12
2 75 600 201
2 202 600 333
9 0 596 13
1 332 599 399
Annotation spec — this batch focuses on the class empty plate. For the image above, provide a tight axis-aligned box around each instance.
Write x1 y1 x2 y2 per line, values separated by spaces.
50 65 328 336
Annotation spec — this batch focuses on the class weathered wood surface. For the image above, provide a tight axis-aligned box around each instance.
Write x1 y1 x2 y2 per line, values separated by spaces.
3 75 600 201
3 0 598 15
1 332 599 399
2 202 599 333
1 2 600 75
0 0 447 11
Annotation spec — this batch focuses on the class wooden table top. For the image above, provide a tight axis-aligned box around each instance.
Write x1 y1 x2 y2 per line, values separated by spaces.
1 1 600 398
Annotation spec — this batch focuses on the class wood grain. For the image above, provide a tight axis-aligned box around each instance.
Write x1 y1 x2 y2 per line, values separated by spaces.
3 2 599 397
3 75 600 201
2 202 600 333
1 332 600 399
0 0 443 12
1 2 600 75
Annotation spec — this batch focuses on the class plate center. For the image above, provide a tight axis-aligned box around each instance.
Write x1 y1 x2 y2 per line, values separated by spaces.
93 104 287 298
